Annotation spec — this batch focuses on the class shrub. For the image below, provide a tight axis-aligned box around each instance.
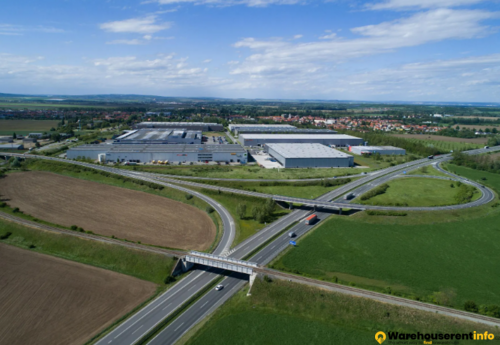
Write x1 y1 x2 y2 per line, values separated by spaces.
366 210 407 217
185 194 193 200
360 184 389 201
12 207 20 213
464 300 479 313
263 275 273 283
0 202 6 208
206 206 215 214
70 225 78 230
0 232 12 240
28 244 36 249
164 275 176 284
78 227 84 232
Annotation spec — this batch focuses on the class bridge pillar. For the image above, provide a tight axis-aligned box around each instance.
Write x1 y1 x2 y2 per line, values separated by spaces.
171 257 195 276
246 272 258 296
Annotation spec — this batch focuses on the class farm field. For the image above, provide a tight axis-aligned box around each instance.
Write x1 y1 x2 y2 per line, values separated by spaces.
0 171 215 250
357 177 478 207
271 175 500 309
119 164 370 180
392 134 486 150
0 244 156 345
183 279 497 345
457 124 500 130
0 217 176 284
0 102 113 109
0 119 59 135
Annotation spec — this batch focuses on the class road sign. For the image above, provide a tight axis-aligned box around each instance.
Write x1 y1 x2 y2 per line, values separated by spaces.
289 241 296 246
403 171 406 174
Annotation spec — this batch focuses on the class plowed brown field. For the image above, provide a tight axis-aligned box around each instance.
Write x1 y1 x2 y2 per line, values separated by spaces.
0 171 215 250
0 243 156 345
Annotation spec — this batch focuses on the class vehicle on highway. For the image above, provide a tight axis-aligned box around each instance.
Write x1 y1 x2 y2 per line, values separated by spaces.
288 231 296 238
305 214 317 225
215 284 224 291
428 155 434 159
485 146 489 149
344 192 355 200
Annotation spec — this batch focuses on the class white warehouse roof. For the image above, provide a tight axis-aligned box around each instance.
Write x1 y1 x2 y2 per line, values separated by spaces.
240 134 359 140
267 143 352 159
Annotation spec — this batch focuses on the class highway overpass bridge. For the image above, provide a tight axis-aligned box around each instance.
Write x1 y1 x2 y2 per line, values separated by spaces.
175 251 258 276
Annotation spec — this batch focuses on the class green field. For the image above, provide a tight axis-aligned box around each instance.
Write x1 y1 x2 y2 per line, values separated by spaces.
183 279 497 345
0 102 114 109
272 171 500 309
0 120 60 135
182 178 351 199
185 186 290 247
357 177 478 207
394 137 483 152
407 165 450 177
0 218 176 285
119 164 369 180
21 160 223 251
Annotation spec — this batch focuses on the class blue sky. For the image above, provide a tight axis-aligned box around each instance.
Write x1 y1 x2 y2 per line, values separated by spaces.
0 0 499 101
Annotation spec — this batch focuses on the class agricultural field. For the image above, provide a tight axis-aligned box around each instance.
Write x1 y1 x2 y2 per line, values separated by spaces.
356 177 479 207
0 171 215 250
119 161 376 180
0 244 156 345
392 134 486 151
182 279 497 345
457 124 500 130
0 119 59 135
0 102 114 109
271 174 500 309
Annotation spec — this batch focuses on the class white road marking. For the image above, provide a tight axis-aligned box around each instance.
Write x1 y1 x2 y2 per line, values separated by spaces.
187 284 196 292
200 301 209 309
174 322 185 332
162 303 172 311
271 245 275 249
131 325 143 335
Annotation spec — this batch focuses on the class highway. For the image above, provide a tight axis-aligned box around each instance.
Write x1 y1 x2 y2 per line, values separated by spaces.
1 146 499 345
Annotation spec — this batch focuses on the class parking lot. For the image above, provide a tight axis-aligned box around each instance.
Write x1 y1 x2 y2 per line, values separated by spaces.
251 151 283 169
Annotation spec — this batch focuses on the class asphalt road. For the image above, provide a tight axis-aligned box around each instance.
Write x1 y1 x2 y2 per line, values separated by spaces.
2 146 499 345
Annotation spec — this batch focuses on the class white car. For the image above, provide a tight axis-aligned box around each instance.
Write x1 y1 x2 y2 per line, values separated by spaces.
215 284 224 291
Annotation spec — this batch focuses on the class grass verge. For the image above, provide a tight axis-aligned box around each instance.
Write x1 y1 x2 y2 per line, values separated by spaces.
184 279 498 345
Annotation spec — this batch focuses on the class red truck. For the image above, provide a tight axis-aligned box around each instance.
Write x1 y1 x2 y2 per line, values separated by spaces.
305 214 317 225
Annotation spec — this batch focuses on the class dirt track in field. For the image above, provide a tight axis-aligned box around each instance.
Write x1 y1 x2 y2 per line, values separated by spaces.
0 171 216 250
0 243 156 345
392 134 487 144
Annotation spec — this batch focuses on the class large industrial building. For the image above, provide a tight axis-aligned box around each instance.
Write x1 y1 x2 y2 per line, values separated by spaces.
349 145 406 155
266 143 354 168
135 122 223 131
239 134 363 147
228 124 295 133
67 144 247 164
114 129 202 145
234 127 336 136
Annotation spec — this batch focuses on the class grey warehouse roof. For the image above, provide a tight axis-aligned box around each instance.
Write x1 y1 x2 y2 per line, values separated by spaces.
137 122 219 126
240 134 360 140
267 143 353 158
69 144 246 154
229 124 295 129
117 129 201 141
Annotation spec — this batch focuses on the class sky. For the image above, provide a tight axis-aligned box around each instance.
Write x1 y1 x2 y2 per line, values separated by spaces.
0 0 499 102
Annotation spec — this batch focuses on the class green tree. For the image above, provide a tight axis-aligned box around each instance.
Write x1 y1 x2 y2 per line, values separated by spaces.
12 132 16 139
236 203 247 219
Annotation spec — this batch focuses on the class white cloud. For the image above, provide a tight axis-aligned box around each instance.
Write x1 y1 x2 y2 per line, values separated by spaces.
144 35 153 40
230 9 498 78
106 39 145 45
100 16 172 34
293 34 303 39
0 53 221 93
367 0 485 10
318 33 336 39
203 59 212 63
0 23 65 36
148 0 303 7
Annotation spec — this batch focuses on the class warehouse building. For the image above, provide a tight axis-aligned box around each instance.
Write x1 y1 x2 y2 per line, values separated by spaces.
229 124 295 134
135 122 223 131
239 134 363 147
0 143 24 150
114 129 202 145
349 145 406 155
67 144 247 164
234 127 336 135
266 143 354 168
